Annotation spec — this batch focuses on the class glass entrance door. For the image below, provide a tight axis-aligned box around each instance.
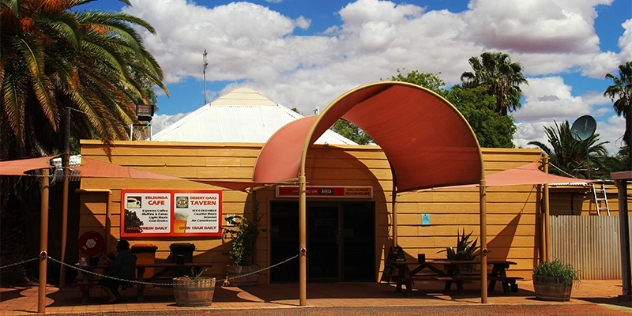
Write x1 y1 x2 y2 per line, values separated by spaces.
307 205 340 281
270 201 375 283
342 202 375 281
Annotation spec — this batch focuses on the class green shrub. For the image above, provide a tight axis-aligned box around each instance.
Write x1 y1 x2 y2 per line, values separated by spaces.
224 215 259 266
533 258 579 284
223 199 261 266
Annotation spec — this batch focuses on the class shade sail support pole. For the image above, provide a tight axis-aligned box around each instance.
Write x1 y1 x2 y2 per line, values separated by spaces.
298 120 310 306
392 181 397 246
38 169 50 314
616 179 632 298
298 174 307 306
537 183 544 263
480 178 487 304
543 156 551 261
59 106 71 288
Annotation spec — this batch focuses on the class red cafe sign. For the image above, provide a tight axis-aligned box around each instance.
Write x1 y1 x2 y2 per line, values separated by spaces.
120 189 222 238
275 185 373 198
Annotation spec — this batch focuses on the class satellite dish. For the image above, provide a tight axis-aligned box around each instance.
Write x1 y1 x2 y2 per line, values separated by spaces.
570 115 597 141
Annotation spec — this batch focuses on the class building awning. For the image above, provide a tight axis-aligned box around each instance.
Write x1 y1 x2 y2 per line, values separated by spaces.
70 157 180 180
485 162 597 187
0 155 179 181
0 156 58 176
252 82 483 193
417 161 597 192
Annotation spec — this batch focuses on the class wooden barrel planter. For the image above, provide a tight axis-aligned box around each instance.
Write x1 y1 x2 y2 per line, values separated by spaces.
226 265 259 287
532 275 573 301
173 277 216 306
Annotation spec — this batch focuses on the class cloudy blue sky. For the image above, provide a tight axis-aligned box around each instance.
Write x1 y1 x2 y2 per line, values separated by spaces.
81 0 632 154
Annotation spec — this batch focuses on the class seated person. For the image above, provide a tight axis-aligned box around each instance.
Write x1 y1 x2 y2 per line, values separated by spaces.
98 240 136 303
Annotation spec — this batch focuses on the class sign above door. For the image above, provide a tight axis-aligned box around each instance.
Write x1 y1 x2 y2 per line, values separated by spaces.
275 185 373 198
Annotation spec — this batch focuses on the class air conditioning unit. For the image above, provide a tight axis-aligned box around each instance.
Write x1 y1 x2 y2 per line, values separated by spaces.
136 104 154 122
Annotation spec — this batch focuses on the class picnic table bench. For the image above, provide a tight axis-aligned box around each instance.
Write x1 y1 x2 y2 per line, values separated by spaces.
391 259 520 295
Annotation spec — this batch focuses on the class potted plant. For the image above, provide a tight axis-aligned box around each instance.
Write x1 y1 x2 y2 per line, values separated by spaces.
437 229 480 273
532 258 579 301
223 199 261 287
172 268 216 306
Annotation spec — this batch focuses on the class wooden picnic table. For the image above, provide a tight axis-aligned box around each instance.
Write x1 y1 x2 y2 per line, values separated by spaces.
391 259 520 295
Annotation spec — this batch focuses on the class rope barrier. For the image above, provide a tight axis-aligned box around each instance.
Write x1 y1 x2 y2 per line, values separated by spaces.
40 255 298 286
48 257 176 286
0 257 38 269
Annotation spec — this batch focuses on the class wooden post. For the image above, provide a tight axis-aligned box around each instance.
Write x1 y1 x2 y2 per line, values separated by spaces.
616 179 632 298
59 107 71 288
38 169 50 314
298 174 307 306
543 156 551 261
479 178 487 303
392 181 397 246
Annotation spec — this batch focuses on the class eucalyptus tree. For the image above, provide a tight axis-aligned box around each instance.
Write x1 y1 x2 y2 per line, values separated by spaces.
389 68 447 97
331 119 373 145
445 86 516 148
460 52 528 116
604 62 632 153
528 121 609 179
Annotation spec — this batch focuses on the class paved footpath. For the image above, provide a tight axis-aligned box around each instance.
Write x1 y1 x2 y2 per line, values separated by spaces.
2 279 631 315
68 304 631 316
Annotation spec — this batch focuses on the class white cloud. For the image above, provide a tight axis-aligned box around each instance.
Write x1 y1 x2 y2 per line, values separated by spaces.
619 19 632 61
512 76 624 155
125 1 301 84
462 0 607 53
514 77 591 121
121 0 627 154
603 115 627 150
294 16 311 29
513 115 624 156
583 90 611 106
150 113 189 135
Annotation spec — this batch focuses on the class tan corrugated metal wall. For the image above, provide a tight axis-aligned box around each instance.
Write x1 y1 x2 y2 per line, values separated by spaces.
551 215 632 279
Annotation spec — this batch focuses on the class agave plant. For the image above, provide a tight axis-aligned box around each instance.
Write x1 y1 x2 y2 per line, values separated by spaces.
438 229 481 260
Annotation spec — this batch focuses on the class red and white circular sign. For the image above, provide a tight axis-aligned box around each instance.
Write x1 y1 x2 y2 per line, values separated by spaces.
78 231 104 255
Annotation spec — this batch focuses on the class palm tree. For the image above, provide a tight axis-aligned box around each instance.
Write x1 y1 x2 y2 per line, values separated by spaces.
604 62 632 160
460 52 528 116
0 0 168 285
528 121 609 179
1 0 168 160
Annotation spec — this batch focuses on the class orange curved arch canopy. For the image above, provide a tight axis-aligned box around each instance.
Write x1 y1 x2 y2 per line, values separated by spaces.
253 82 483 192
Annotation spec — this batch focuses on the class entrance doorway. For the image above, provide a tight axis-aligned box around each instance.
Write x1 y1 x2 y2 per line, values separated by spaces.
270 201 375 283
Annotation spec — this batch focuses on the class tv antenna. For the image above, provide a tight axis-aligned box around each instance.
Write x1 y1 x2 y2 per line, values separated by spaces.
203 49 208 104
570 115 597 178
